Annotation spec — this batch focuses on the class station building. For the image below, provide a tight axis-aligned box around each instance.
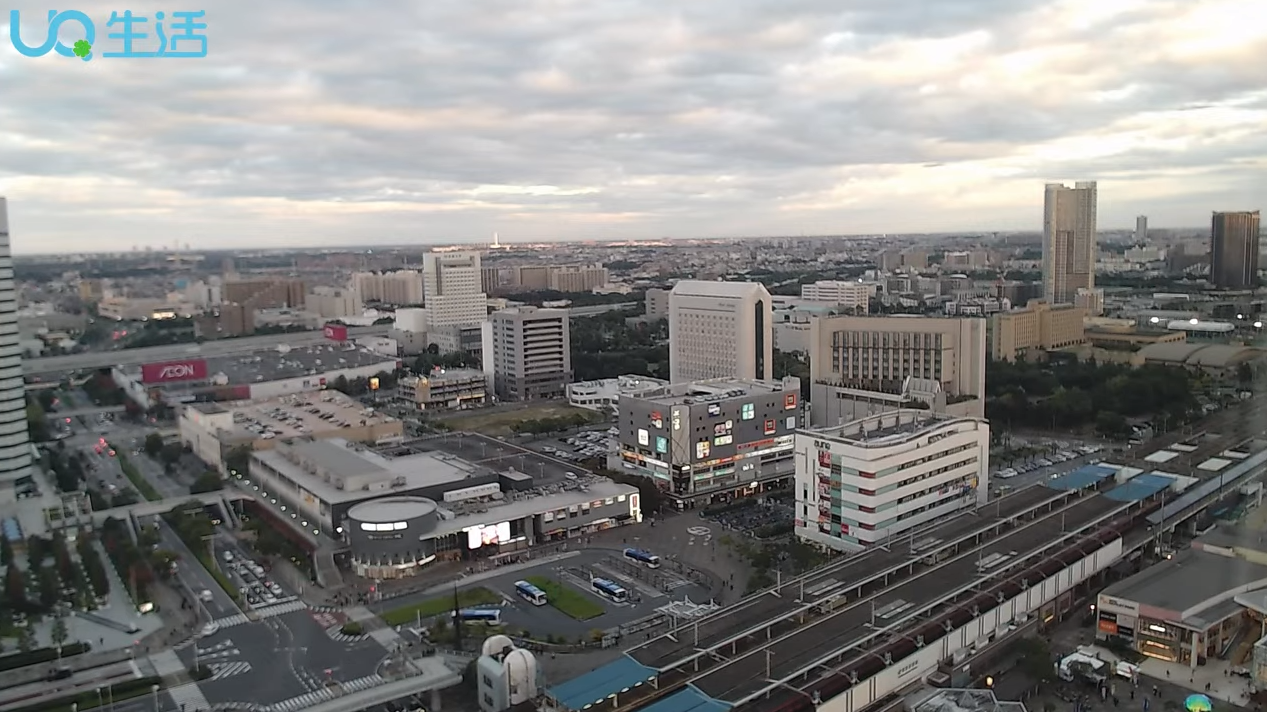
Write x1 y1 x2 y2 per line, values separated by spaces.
615 377 801 509
794 410 989 551
178 390 405 472
246 437 641 578
112 343 400 408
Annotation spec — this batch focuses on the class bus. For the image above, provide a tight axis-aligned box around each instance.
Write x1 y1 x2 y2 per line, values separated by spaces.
514 580 547 606
453 607 502 624
591 578 628 603
624 548 661 568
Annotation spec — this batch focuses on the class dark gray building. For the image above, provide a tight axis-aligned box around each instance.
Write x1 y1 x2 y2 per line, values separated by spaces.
616 377 801 509
1210 211 1261 290
492 307 572 401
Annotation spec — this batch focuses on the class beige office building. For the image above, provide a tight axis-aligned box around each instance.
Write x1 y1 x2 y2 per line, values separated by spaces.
990 299 1086 361
491 307 572 401
808 314 986 417
351 270 424 306
422 251 488 328
645 288 670 320
307 286 361 319
511 265 550 290
549 264 609 292
1043 181 1098 304
668 281 773 384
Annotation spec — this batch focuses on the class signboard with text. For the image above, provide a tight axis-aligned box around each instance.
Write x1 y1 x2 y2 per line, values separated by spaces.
140 359 208 384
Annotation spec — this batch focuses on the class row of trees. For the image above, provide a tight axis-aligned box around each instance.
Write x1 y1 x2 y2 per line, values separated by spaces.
986 359 1200 434
508 412 598 435
328 371 397 397
570 312 669 382
99 517 153 605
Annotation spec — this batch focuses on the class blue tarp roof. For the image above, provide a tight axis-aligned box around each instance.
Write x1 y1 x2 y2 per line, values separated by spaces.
639 687 732 712
1045 464 1115 491
1148 448 1267 525
1104 473 1175 502
547 656 658 711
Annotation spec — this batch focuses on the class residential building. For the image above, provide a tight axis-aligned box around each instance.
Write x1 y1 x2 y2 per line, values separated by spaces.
1135 215 1148 243
668 280 773 383
549 264 609 293
422 251 488 328
800 281 876 312
307 286 361 319
615 377 801 508
77 278 104 303
397 369 488 411
0 199 30 503
645 288 670 320
566 375 669 413
1210 211 1261 290
1043 181 1098 304
481 266 501 293
807 314 987 423
989 299 1086 361
491 307 572 401
351 270 424 305
880 249 928 272
511 265 550 290
1075 287 1104 317
223 278 307 309
794 410 989 552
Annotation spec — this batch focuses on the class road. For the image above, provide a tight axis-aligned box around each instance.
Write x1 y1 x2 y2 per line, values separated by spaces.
24 324 392 376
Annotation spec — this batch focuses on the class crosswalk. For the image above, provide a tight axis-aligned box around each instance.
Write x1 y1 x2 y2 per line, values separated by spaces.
212 613 250 628
167 682 212 712
212 601 307 629
325 625 368 643
208 661 252 681
195 640 240 661
270 675 386 711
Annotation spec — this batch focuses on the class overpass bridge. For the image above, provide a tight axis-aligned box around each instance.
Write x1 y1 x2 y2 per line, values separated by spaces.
46 405 126 419
23 324 393 376
90 490 254 525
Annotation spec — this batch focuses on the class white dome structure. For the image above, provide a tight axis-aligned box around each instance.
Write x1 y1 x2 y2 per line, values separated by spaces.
482 634 515 657
504 648 539 704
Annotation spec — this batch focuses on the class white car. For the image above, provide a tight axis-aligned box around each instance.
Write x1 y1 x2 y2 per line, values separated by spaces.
199 589 213 602
199 622 219 637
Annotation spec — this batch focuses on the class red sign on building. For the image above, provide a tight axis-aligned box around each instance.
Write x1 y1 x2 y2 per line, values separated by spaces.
140 359 208 384
323 323 349 341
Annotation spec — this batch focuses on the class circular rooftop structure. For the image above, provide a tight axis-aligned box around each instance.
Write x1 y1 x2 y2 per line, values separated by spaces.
347 496 438 523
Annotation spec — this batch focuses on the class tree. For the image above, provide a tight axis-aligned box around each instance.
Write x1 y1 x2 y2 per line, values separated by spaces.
0 533 11 566
225 445 252 477
17 627 34 653
50 614 68 648
143 433 164 457
159 442 183 466
4 564 26 605
190 471 224 494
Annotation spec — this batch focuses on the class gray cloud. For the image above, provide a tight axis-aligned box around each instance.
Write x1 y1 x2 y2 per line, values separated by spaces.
0 0 1263 251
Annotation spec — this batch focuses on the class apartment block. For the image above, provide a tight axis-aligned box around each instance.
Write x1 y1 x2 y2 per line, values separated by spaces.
396 369 488 411
307 286 362 319
351 270 424 306
669 280 773 383
491 307 572 401
795 410 989 552
223 278 306 309
1210 211 1261 290
1043 181 1098 304
800 281 877 312
990 299 1086 361
548 264 609 292
808 314 987 423
645 288 670 320
511 265 550 291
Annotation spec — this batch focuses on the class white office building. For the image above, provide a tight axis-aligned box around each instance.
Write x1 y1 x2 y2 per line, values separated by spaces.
800 281 877 312
669 280 773 384
795 410 989 552
423 251 488 328
0 199 31 503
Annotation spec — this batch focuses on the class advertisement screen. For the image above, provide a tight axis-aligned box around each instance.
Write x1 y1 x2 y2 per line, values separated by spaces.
696 441 710 459
655 436 668 454
637 429 650 446
323 323 349 341
467 522 511 549
741 403 755 420
707 404 722 416
140 359 208 384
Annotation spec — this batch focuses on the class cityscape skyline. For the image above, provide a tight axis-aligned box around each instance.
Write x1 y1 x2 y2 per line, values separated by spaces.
2 0 1264 253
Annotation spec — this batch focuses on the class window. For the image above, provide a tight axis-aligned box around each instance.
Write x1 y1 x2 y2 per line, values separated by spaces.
741 403 755 420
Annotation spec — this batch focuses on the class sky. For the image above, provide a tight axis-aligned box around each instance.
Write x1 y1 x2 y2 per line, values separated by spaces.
1 0 1265 254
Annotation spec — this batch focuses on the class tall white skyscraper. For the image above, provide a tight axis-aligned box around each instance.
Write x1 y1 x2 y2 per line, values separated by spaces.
1042 181 1098 304
422 251 488 328
0 199 31 504
668 281 773 383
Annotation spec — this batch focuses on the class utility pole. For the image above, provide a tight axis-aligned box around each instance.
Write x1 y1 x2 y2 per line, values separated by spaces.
452 583 463 650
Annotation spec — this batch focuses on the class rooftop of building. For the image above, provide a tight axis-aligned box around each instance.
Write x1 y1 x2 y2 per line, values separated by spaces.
623 377 797 406
126 344 398 387
252 437 637 534
567 375 669 393
1101 546 1267 620
669 280 770 298
908 688 1028 712
1138 342 1261 368
400 368 487 384
189 390 399 441
803 409 980 447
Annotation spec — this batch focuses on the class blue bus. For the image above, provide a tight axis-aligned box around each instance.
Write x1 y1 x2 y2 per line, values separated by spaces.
514 580 547 606
624 548 661 568
453 607 502 624
591 578 628 603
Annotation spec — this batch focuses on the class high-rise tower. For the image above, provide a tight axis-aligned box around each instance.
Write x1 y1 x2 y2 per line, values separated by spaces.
1210 211 1262 290
1042 181 1098 304
0 198 32 504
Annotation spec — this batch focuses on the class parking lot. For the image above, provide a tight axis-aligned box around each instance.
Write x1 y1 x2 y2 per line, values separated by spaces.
216 538 303 616
991 442 1106 494
419 431 589 484
527 427 618 463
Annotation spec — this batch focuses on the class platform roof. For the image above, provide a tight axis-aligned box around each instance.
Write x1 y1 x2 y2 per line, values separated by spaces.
1046 465 1114 491
1104 474 1174 502
639 687 731 712
1148 448 1267 525
547 656 658 711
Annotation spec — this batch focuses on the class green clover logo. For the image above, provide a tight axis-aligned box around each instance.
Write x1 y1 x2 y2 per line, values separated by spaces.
72 39 92 59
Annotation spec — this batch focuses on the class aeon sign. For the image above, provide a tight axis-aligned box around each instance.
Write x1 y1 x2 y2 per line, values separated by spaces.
140 359 208 384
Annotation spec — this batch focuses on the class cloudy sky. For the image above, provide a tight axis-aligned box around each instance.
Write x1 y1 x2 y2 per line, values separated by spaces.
1 0 1264 253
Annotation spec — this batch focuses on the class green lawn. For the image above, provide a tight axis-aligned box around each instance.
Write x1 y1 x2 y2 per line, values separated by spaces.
524 576 605 620
380 587 502 627
113 451 161 502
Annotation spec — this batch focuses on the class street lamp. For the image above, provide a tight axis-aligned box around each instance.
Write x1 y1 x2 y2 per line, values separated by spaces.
150 684 160 712
95 688 103 711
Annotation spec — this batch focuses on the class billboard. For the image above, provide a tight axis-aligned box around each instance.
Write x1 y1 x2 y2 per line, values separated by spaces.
323 323 349 341
140 359 208 384
465 521 512 549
